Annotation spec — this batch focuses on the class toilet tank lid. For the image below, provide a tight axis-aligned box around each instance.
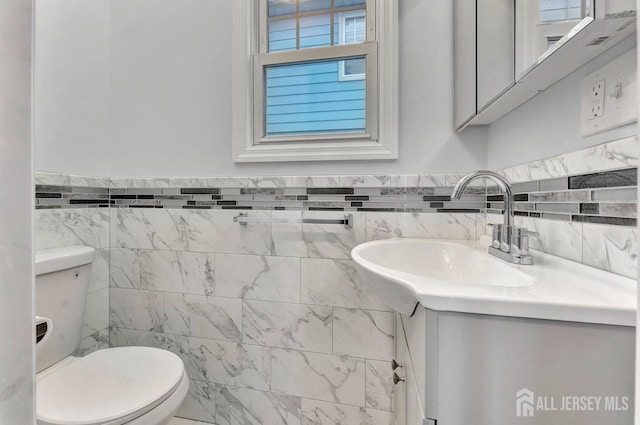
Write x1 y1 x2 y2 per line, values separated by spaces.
35 246 96 276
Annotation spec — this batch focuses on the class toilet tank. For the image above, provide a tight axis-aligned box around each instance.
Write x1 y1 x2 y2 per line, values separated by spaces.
35 246 95 372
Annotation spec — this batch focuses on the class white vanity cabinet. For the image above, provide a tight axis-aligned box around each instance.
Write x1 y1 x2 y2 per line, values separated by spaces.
393 308 635 425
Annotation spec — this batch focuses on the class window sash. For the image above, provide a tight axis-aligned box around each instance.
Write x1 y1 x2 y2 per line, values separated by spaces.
255 0 377 145
259 0 375 55
266 3 366 51
253 42 378 144
232 0 397 163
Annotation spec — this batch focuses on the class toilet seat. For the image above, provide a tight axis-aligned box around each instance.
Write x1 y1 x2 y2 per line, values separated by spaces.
37 347 185 425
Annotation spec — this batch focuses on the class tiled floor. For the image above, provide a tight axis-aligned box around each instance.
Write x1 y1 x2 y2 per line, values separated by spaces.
169 417 212 425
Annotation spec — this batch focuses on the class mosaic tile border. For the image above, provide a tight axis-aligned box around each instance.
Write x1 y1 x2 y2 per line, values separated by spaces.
35 183 487 213
34 136 638 226
485 167 637 226
36 185 110 209
34 168 636 226
108 185 489 213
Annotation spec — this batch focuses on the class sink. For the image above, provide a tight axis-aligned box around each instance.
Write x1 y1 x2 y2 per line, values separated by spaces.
351 237 635 325
351 238 534 315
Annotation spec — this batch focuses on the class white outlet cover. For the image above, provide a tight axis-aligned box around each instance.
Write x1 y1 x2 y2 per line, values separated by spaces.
588 80 605 120
580 48 637 137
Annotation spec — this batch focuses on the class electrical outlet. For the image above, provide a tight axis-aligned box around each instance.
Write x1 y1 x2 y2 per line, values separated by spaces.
589 80 605 119
581 49 637 137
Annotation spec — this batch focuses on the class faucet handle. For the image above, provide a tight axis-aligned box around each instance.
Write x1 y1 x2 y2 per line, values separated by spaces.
510 227 534 256
516 227 538 238
490 223 503 249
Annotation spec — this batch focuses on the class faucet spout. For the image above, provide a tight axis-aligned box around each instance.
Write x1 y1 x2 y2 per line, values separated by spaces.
451 170 513 226
451 170 533 264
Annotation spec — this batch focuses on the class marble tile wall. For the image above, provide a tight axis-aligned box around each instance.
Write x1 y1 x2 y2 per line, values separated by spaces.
483 208 637 278
32 135 637 425
484 136 638 279
502 137 637 183
108 208 480 424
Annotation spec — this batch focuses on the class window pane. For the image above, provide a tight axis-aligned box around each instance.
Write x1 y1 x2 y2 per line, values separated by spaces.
300 0 331 13
546 35 563 49
539 0 589 22
265 58 366 137
344 15 366 44
335 0 366 7
269 18 297 52
344 58 365 76
268 0 296 17
299 14 332 49
267 0 366 52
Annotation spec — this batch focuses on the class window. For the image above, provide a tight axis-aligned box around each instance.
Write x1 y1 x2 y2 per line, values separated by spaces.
539 0 590 23
338 10 366 81
517 0 593 76
232 0 398 162
536 0 592 60
546 34 563 49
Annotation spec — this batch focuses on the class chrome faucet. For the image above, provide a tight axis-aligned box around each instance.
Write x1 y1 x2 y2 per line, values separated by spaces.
452 170 534 265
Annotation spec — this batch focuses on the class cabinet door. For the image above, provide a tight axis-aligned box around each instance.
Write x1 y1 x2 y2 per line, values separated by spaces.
454 0 477 129
405 345 424 425
403 308 439 420
477 0 515 110
393 315 407 425
396 314 429 425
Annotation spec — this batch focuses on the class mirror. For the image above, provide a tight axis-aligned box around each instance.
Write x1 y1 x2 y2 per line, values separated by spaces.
516 0 595 78
455 0 635 129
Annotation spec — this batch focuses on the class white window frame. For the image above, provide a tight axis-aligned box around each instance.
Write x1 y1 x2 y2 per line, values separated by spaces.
232 0 398 163
338 10 367 81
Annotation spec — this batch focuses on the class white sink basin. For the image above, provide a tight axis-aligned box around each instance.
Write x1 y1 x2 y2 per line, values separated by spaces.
351 238 533 315
351 237 636 325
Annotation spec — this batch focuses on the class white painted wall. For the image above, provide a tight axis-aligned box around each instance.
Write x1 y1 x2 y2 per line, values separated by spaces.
488 35 637 170
0 0 34 422
35 0 639 178
34 0 111 176
107 0 487 177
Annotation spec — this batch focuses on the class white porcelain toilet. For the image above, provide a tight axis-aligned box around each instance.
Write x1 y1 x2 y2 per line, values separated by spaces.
35 246 189 425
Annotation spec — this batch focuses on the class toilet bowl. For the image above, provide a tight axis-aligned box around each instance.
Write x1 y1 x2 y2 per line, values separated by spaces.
35 246 189 425
37 347 189 425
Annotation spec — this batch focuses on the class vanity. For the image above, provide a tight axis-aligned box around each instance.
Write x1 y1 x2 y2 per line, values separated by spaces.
352 237 636 425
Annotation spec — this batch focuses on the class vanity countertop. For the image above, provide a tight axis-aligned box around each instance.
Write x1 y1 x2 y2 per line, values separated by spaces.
352 236 637 326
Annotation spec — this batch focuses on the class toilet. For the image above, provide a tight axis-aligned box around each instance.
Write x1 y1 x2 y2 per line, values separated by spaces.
35 246 189 425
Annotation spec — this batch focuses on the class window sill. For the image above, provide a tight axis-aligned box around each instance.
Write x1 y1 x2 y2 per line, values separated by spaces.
233 139 397 162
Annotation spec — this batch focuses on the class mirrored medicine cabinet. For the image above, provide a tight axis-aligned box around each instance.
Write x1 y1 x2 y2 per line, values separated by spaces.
455 0 637 131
